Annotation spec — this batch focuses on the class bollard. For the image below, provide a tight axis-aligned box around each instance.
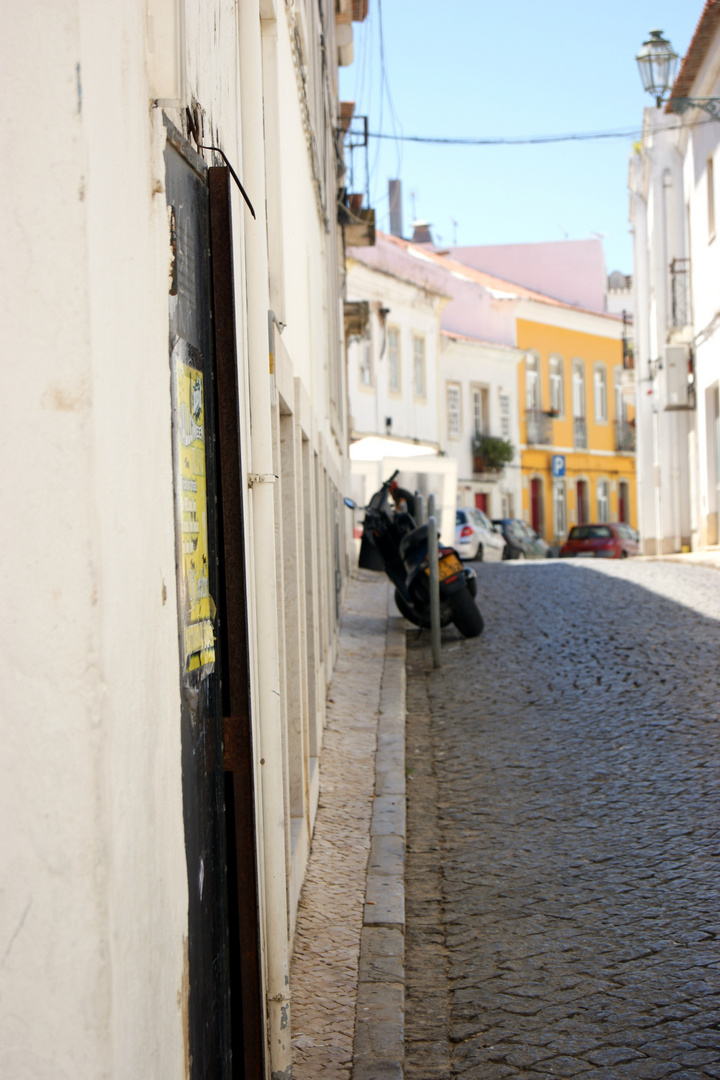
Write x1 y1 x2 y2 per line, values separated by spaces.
414 491 424 526
428 513 442 668
427 492 435 522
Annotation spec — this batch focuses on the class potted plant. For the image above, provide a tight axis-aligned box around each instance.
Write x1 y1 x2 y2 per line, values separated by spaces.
472 434 515 473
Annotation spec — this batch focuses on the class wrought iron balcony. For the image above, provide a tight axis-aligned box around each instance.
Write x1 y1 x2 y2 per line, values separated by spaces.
670 257 692 329
574 416 588 449
615 419 636 453
525 409 553 445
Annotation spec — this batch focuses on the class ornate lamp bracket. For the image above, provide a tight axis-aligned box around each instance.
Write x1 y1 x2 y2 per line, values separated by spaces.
669 98 720 120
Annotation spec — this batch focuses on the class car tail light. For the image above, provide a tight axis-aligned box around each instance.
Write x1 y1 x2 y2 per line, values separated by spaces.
460 525 473 537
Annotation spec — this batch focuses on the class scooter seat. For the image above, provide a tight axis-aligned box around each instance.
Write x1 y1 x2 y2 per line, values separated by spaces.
399 523 428 561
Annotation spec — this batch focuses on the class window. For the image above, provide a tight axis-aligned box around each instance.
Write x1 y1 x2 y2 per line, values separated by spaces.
553 479 567 537
594 364 608 422
447 382 461 438
500 393 511 439
526 353 541 410
413 335 426 397
549 355 564 416
359 338 373 386
572 362 585 418
709 156 716 242
472 386 489 434
388 327 401 392
597 479 610 523
614 366 624 422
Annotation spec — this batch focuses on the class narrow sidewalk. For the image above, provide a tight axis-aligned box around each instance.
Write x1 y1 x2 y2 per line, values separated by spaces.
290 572 407 1080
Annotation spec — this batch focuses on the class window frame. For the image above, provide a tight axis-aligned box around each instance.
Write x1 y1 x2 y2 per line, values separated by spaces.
412 334 426 399
549 354 565 417
358 335 373 389
525 352 541 411
387 325 401 395
593 363 608 424
447 381 462 440
572 360 586 419
597 477 610 523
500 392 511 439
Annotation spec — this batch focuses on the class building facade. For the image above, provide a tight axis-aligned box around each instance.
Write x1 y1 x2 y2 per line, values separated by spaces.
1 2 367 1078
629 3 720 553
516 310 636 544
440 331 522 519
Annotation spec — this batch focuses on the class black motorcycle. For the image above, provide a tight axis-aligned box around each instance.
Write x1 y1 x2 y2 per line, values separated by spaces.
347 471 483 638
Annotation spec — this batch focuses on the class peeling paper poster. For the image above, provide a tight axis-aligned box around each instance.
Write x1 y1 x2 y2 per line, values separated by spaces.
171 337 216 678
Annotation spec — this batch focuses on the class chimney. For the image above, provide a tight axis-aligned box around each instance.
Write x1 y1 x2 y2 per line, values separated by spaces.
388 179 403 238
411 220 433 245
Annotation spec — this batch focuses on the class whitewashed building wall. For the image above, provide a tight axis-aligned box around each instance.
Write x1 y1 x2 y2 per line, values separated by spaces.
0 1 359 1077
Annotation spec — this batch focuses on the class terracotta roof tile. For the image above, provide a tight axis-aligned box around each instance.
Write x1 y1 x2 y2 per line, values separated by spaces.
666 0 720 110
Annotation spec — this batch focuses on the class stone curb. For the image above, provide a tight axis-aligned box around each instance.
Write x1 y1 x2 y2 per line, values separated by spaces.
352 590 406 1080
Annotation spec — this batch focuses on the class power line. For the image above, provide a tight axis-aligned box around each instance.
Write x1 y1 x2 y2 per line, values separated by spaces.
365 119 714 147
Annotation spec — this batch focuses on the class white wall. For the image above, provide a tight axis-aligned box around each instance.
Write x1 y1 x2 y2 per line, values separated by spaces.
346 260 444 447
0 0 352 1076
629 108 693 553
1 3 189 1076
439 335 522 519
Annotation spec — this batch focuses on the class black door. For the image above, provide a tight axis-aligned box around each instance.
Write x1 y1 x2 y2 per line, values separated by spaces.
165 128 264 1080
166 133 231 1080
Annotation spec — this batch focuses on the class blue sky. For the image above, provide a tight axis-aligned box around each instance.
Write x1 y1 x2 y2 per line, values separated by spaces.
339 1 702 273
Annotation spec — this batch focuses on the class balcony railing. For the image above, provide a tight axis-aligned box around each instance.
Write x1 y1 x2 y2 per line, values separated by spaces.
615 419 636 453
670 257 692 329
574 416 587 449
526 409 553 445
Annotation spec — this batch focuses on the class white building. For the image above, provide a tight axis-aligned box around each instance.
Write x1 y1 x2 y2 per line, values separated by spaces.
347 232 522 524
630 5 720 552
440 331 522 519
1 2 367 1078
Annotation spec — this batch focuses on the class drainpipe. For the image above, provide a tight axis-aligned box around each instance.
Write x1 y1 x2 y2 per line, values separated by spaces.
236 3 292 1077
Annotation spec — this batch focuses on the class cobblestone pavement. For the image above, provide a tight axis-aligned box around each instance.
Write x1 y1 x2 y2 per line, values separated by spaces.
290 572 388 1080
406 560 720 1080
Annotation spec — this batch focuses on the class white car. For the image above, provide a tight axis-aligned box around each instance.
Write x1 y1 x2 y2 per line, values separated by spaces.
455 507 506 562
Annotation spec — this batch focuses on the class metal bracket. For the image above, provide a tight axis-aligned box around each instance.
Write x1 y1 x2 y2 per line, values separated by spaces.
248 473 278 486
198 144 256 218
669 98 720 120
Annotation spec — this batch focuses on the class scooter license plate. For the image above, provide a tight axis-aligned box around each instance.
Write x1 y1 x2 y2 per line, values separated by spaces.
425 553 463 581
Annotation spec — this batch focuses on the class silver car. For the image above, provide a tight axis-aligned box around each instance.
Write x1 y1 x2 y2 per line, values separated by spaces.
455 507 506 562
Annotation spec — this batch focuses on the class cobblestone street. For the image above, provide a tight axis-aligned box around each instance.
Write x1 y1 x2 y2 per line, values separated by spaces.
406 560 720 1079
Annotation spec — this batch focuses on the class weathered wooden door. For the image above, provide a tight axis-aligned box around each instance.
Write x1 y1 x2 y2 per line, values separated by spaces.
166 130 232 1080
165 129 263 1080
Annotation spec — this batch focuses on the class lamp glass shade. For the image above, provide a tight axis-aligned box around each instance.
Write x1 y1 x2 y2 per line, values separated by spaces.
636 30 679 101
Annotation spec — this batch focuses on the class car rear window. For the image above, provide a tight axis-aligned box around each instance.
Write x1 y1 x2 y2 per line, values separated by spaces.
568 525 612 540
456 510 467 525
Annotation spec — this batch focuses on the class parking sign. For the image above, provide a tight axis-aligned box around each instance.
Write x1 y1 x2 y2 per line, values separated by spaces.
551 454 565 478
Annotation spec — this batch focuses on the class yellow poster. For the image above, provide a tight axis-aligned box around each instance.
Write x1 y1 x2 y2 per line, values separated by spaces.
173 338 216 676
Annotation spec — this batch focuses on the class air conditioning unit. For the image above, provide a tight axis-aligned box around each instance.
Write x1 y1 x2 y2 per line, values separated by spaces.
664 345 693 409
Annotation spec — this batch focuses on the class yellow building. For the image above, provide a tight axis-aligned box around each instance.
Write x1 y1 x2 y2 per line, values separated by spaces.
517 314 636 545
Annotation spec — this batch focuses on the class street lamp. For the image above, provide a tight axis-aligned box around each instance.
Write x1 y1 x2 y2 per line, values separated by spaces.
636 29 678 108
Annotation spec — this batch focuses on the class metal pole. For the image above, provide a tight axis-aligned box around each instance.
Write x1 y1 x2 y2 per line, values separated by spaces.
415 491 424 526
428 508 442 669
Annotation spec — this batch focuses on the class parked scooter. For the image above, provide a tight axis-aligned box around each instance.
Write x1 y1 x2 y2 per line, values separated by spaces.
346 471 483 638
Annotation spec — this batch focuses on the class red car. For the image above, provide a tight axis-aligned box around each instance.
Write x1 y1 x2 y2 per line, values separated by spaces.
560 523 639 560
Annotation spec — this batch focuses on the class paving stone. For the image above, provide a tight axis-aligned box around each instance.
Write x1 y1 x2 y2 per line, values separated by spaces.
289 575 393 1080
405 560 720 1079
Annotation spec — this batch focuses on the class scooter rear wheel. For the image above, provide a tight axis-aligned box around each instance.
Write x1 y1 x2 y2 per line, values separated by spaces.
393 590 452 628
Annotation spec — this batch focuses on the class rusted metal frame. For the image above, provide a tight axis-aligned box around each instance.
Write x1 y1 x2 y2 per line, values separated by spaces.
208 165 264 1080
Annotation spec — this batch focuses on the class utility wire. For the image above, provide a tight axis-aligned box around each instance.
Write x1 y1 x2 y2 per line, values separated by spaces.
364 117 716 147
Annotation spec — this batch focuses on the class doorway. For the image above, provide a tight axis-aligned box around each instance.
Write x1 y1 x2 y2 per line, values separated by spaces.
475 492 488 513
165 127 263 1080
618 480 629 524
576 479 588 525
530 477 544 536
